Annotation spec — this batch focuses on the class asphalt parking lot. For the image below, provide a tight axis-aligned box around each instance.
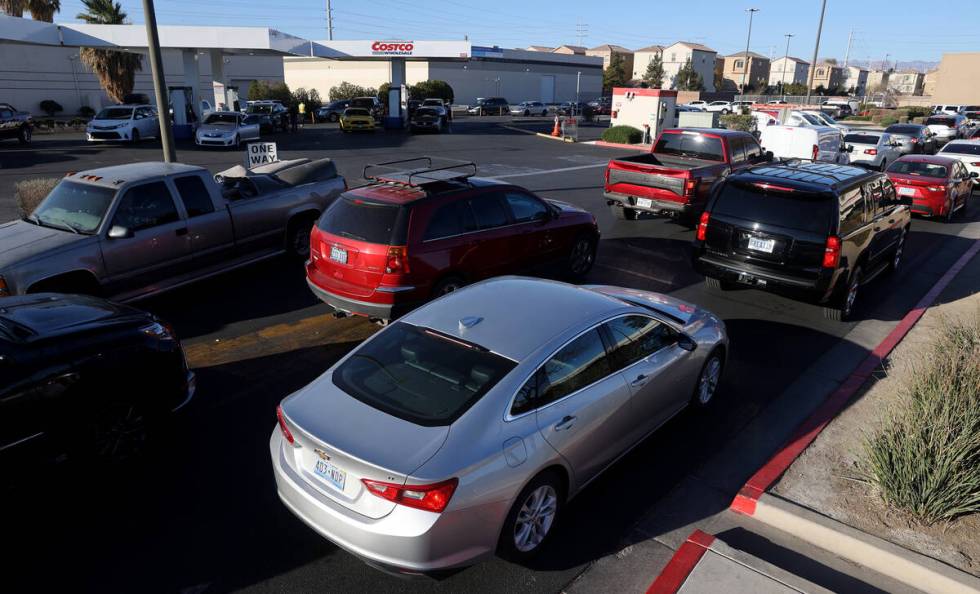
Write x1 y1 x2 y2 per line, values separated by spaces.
3 118 979 593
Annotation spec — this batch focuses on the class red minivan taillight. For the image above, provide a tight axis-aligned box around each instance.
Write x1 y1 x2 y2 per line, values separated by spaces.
385 246 410 274
276 405 295 445
696 210 710 241
823 235 841 268
362 478 459 513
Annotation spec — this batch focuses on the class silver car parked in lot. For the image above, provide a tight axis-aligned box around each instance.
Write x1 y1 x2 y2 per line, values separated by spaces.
271 277 728 574
195 111 262 148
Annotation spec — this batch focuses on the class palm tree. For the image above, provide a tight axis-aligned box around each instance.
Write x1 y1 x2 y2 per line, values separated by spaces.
0 0 26 17
76 0 142 103
28 0 59 21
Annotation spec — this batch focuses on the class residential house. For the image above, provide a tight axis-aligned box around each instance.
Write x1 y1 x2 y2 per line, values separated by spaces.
923 69 939 96
768 56 809 87
552 45 587 56
930 53 980 103
888 70 924 95
631 44 664 81
723 51 770 92
525 45 555 52
662 41 717 92
841 66 868 95
810 62 844 92
586 44 634 74
866 69 889 93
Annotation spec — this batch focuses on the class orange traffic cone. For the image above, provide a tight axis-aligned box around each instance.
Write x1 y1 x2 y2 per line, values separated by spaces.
551 116 561 137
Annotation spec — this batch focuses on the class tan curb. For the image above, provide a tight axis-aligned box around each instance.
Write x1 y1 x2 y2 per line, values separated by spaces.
534 132 575 142
752 493 980 594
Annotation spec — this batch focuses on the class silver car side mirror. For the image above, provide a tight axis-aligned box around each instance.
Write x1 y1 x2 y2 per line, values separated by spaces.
108 225 133 239
677 334 698 352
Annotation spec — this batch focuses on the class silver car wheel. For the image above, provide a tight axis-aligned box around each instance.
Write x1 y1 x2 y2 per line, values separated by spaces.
698 357 721 405
513 485 557 552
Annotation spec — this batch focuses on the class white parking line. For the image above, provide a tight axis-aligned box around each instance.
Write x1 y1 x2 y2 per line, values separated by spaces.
490 162 607 179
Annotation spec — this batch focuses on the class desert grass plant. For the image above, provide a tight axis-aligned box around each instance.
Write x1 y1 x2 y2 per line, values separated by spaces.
601 125 643 144
15 178 59 217
864 316 980 524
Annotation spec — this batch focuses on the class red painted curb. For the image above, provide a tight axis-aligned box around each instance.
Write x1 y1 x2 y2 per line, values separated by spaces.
731 238 980 516
646 530 716 594
593 140 652 151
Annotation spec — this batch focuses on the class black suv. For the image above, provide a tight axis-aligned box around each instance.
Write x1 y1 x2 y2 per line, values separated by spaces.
693 163 912 320
467 97 509 116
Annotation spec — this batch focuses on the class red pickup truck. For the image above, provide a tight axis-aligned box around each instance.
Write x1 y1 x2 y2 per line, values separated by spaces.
604 128 770 221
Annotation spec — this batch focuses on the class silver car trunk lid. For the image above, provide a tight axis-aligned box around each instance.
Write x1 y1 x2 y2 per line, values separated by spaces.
280 380 449 519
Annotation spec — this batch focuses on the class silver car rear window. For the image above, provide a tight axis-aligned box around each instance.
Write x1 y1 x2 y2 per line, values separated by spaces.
333 322 517 426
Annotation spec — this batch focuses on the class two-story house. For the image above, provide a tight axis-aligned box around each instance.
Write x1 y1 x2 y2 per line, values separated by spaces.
842 66 869 94
768 56 810 87
632 45 664 81
810 62 844 91
888 70 925 95
723 51 770 92
586 44 634 74
662 41 717 92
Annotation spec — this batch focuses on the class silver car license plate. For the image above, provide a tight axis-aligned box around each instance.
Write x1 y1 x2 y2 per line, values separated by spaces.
748 237 776 253
313 454 347 491
329 245 348 264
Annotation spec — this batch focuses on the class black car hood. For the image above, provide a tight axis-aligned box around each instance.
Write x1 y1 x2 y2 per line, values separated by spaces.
0 293 147 340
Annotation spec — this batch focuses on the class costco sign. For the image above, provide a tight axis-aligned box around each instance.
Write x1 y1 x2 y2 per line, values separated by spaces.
372 41 415 56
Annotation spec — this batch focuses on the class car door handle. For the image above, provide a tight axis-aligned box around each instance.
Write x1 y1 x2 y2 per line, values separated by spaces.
175 227 188 236
631 374 648 386
554 415 576 431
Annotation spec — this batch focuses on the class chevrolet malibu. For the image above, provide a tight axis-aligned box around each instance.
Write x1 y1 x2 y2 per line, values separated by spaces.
271 277 728 573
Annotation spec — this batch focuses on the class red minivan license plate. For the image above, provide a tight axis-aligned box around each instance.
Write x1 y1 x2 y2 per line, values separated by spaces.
329 245 348 264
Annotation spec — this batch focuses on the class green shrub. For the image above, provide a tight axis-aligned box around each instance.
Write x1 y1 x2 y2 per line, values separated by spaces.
864 317 980 524
15 178 59 217
601 125 643 144
328 81 378 101
78 105 96 118
844 115 872 121
40 99 63 117
720 114 755 132
880 116 899 126
906 106 932 118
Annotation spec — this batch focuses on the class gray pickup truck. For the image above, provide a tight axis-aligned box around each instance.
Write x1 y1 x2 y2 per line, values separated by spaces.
0 158 346 301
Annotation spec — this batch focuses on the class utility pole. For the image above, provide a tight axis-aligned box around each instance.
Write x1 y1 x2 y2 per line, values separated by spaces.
576 23 588 47
142 0 176 163
326 0 334 40
843 28 853 68
781 33 794 101
740 8 760 99
804 0 828 105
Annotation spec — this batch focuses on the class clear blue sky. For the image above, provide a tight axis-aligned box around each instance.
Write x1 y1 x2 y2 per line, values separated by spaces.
51 0 980 67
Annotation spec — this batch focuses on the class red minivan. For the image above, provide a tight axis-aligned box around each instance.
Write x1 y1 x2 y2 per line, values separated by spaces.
886 155 973 222
306 161 599 321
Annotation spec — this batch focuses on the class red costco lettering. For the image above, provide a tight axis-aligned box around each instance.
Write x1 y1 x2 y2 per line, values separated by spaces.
371 41 414 52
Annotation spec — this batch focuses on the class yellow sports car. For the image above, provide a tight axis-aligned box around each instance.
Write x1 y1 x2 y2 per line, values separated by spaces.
339 108 376 132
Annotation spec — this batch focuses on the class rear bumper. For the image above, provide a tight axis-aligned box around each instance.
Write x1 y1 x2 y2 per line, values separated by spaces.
270 430 500 573
695 252 837 302
306 277 421 320
605 191 693 214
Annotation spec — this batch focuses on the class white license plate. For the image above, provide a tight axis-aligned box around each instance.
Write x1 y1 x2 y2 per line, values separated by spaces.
748 237 776 253
329 245 348 264
313 452 347 491
636 198 653 208
898 186 916 196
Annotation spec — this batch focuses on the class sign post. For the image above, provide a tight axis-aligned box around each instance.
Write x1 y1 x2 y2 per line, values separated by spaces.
245 142 279 168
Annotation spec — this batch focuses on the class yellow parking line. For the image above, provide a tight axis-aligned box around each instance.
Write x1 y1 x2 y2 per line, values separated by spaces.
184 314 377 369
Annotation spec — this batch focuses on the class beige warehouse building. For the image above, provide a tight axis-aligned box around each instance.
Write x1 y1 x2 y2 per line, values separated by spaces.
930 53 980 104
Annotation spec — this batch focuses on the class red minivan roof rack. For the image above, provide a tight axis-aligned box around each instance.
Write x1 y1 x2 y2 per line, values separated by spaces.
363 157 478 187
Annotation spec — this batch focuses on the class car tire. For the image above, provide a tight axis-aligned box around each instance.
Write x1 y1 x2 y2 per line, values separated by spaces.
566 234 597 279
611 205 639 220
721 109 730 115
329 113 339 123
18 125 31 145
286 215 317 261
432 275 465 298
131 129 140 144
879 159 887 172
824 265 862 322
887 227 907 273
691 349 724 407
233 134 240 149
497 470 564 562
704 276 731 291
944 198 955 223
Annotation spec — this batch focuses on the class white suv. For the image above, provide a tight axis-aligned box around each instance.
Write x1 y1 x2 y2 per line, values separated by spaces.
86 104 158 143
705 101 734 113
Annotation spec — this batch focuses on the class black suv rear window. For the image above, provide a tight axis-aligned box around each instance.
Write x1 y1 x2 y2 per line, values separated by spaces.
654 133 725 161
714 182 834 234
333 322 517 426
844 134 881 144
317 194 407 245
925 117 955 126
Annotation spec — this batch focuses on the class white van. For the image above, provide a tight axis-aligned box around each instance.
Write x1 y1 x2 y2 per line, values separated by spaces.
760 125 850 164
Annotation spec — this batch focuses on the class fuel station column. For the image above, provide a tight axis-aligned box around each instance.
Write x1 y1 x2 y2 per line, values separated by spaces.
387 58 406 129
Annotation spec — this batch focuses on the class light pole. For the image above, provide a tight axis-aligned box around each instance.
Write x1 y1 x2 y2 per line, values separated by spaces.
576 71 581 104
780 33 794 101
740 8 760 100
142 0 176 162
804 0 828 106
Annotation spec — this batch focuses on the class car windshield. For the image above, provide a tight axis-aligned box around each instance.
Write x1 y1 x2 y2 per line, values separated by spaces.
926 117 955 126
888 161 948 177
800 113 824 125
248 104 273 114
332 322 517 426
941 143 980 156
422 100 441 106
95 107 133 120
844 133 881 145
203 113 239 124
885 125 921 135
714 182 834 234
654 133 725 161
317 194 405 244
30 180 116 234
344 108 370 117
818 113 839 124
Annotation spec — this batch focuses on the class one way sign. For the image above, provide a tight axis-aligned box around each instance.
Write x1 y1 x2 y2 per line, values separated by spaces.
246 142 278 168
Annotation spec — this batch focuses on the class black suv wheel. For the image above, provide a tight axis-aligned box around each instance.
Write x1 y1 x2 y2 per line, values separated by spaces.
824 266 861 321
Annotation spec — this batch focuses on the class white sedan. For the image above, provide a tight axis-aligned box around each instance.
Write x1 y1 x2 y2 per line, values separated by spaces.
937 139 980 184
195 112 261 148
844 132 903 171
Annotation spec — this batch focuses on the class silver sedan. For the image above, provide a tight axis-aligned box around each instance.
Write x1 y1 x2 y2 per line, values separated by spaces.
271 277 728 573
194 111 261 148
